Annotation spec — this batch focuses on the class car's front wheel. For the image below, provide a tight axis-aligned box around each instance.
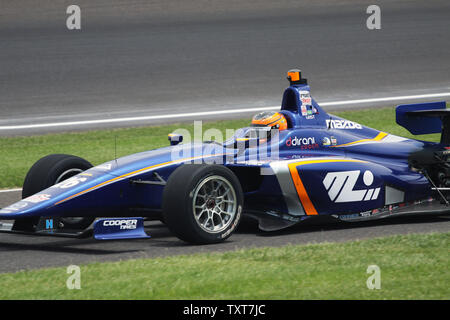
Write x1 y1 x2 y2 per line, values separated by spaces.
162 164 243 244
13 154 95 231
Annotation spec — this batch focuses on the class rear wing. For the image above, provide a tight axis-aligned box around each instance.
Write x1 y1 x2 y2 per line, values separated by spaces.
396 101 450 144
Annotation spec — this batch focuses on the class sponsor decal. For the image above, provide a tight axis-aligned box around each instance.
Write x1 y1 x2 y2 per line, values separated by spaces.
410 197 433 205
53 176 88 189
296 90 317 119
338 213 360 220
289 154 311 159
301 105 307 116
0 201 28 214
360 211 372 217
362 208 385 218
286 136 319 150
322 137 331 146
330 136 337 145
323 170 380 203
96 163 112 170
360 199 426 217
326 119 362 129
24 194 51 203
103 219 138 230
221 205 242 238
339 199 425 221
341 198 429 221
299 90 312 106
305 109 315 120
45 219 54 230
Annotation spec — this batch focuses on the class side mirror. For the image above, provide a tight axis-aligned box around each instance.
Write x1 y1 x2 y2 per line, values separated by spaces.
168 133 183 146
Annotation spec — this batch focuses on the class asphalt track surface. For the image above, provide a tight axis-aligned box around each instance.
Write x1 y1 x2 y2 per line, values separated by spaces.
0 1 450 272
0 0 449 135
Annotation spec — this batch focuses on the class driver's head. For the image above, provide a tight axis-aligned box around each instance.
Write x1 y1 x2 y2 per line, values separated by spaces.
251 111 287 131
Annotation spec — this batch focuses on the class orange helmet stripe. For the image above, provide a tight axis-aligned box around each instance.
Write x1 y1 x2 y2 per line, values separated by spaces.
251 112 287 131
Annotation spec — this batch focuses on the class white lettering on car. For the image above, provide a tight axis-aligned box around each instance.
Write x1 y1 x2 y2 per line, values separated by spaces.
326 119 362 129
102 219 138 230
323 170 380 202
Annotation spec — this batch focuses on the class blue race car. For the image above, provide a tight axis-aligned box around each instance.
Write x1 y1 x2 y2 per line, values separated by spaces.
1 69 449 244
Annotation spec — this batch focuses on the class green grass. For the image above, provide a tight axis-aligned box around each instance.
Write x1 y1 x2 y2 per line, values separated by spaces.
0 232 448 299
0 106 441 189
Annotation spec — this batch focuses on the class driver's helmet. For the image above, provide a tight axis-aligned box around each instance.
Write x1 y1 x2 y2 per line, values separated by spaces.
251 111 287 131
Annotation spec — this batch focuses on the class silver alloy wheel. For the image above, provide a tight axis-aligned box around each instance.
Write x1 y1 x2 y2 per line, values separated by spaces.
55 168 84 225
55 169 83 184
192 175 237 233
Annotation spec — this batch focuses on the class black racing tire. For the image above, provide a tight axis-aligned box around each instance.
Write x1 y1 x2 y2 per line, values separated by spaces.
162 164 243 244
15 154 94 231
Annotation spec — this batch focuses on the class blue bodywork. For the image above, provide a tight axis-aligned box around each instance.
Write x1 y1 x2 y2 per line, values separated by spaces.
396 101 446 135
1 82 448 232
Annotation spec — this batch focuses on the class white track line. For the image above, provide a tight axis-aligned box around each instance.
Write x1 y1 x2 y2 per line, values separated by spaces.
0 188 22 193
319 92 450 106
1 92 450 131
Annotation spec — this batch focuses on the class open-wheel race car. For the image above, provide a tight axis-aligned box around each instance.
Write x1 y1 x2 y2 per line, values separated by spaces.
1 69 449 244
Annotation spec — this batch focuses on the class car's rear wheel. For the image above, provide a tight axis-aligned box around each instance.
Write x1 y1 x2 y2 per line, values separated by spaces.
162 164 243 244
13 154 95 231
